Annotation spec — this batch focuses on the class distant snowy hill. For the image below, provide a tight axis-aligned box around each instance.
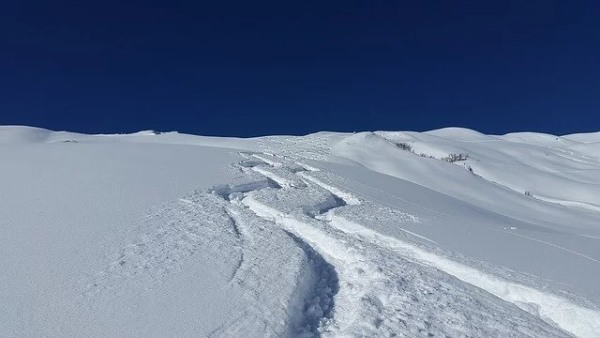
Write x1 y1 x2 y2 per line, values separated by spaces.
1 125 599 337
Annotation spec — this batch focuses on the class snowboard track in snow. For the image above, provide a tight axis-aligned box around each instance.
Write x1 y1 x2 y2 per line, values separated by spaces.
281 230 339 336
221 152 599 337
83 149 600 337
207 157 341 337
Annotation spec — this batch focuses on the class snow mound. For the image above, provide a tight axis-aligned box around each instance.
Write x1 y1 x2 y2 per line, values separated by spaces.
425 127 491 140
0 125 81 143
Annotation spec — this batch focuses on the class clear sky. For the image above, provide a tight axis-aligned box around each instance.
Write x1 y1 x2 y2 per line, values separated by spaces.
1 1 599 136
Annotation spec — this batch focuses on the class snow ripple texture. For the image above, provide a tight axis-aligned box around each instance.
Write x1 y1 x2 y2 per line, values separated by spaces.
230 153 572 337
84 150 599 337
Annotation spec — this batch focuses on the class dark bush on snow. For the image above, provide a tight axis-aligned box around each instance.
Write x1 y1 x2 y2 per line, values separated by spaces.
395 142 413 152
443 153 469 163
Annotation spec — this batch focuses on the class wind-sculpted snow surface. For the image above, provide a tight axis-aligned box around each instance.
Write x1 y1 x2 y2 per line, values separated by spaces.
83 171 339 337
221 153 577 337
3 126 600 337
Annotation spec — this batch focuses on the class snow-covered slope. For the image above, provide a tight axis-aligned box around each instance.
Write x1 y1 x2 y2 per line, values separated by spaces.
1 125 599 337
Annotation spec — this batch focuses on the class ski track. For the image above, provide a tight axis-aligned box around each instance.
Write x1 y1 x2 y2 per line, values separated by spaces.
235 152 600 337
496 229 600 264
83 149 600 337
218 153 566 337
83 155 339 337
209 203 339 338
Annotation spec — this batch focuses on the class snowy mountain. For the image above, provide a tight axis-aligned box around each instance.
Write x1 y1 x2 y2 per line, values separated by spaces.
1 125 599 337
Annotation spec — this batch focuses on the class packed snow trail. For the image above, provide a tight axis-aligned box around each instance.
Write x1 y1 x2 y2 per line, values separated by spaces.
83 164 340 337
208 153 578 337
79 149 600 337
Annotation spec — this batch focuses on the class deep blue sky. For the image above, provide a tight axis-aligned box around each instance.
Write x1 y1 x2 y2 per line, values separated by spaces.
1 1 599 136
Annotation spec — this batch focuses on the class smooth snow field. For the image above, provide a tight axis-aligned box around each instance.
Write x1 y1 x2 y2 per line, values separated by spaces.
1 126 600 337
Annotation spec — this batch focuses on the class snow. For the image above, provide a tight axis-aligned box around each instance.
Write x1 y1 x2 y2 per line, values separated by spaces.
2 125 600 337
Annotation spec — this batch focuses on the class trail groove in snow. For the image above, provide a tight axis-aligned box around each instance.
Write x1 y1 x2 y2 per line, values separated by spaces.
502 230 600 264
80 148 600 337
283 231 339 336
209 158 341 336
296 158 600 337
227 152 575 337
327 213 600 338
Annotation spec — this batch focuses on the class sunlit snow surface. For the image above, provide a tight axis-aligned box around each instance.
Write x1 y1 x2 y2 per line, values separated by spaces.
1 125 600 337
